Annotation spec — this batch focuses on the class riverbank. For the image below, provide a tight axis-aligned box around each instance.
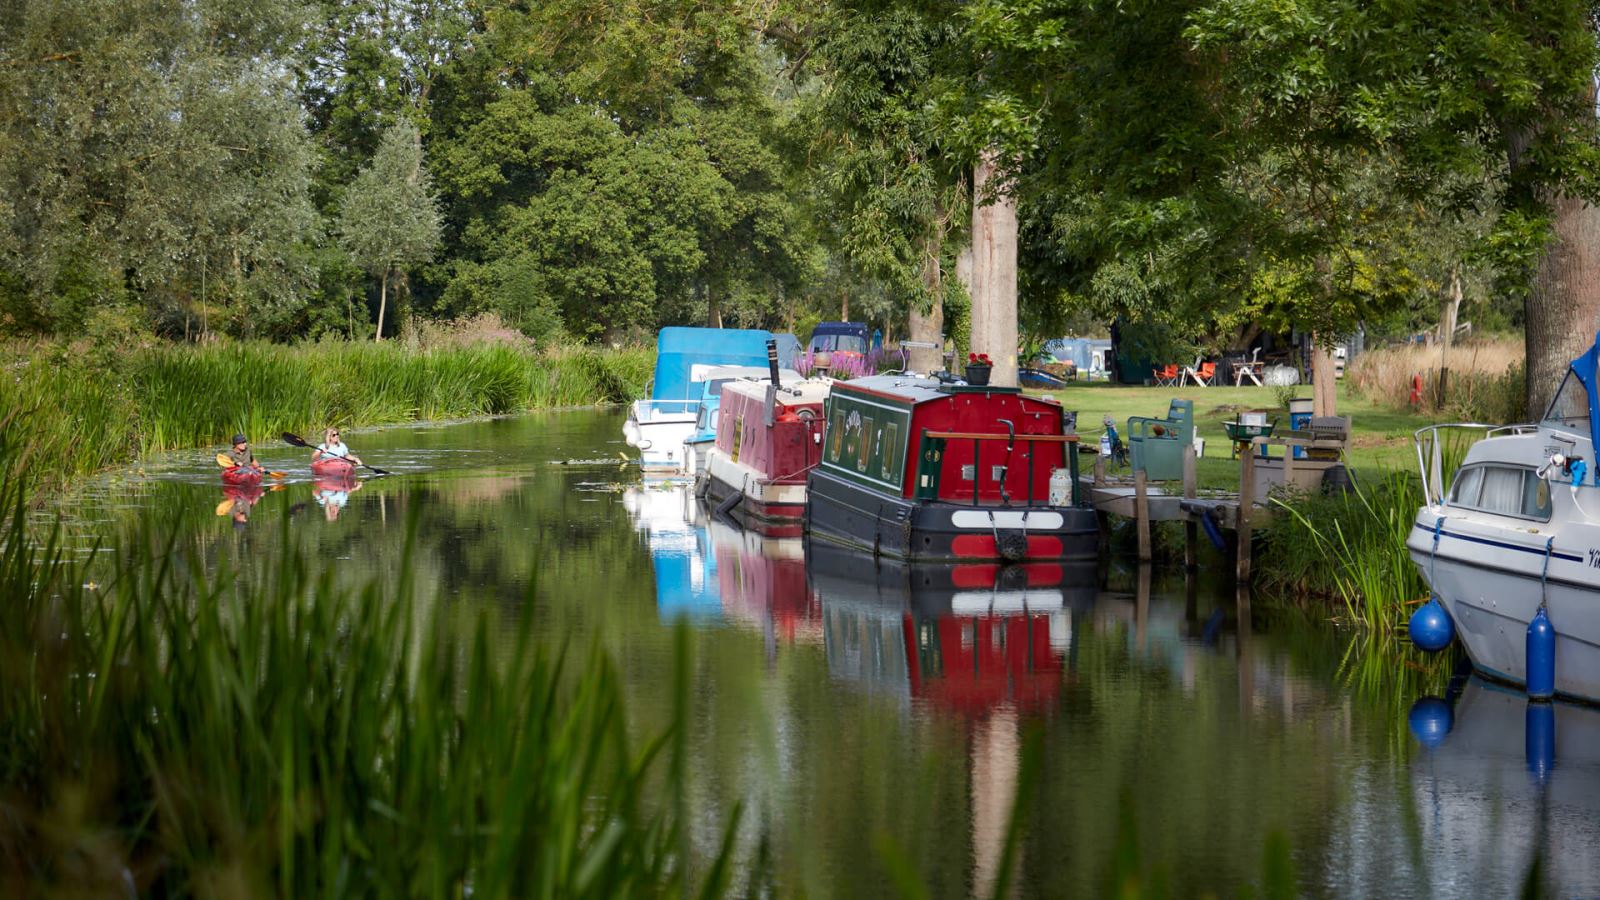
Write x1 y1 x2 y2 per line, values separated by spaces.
1 340 653 492
1042 382 1438 627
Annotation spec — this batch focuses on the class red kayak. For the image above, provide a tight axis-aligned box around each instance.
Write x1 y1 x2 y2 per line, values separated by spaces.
221 466 263 486
311 457 356 478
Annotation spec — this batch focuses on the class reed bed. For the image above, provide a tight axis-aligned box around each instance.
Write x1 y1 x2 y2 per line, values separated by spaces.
0 430 729 896
0 341 653 490
1258 468 1432 630
1346 337 1525 423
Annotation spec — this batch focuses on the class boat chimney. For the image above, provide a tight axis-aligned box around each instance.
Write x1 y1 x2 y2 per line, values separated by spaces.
766 339 780 427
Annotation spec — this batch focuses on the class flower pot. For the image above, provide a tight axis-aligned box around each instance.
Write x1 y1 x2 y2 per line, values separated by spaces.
965 364 992 386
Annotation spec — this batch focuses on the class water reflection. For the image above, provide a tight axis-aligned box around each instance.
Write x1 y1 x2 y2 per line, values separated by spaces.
45 412 1600 897
809 541 1088 716
1409 679 1600 896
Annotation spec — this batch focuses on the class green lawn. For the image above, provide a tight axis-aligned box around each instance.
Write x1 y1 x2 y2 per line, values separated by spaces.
1027 381 1438 490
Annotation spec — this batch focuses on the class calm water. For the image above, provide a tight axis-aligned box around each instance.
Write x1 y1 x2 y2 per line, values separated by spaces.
54 412 1600 897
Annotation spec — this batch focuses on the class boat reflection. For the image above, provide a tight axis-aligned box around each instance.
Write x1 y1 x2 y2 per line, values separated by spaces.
623 483 722 621
623 483 822 639
809 540 1094 716
1409 678 1600 896
218 483 265 528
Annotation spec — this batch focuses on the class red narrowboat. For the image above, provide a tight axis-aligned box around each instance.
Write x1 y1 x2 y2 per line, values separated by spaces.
699 376 830 537
805 375 1097 561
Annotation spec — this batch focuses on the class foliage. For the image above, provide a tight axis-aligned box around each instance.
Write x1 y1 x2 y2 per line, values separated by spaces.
338 120 444 338
0 0 322 338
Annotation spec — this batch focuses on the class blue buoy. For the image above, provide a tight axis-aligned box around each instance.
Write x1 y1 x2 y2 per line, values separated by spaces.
1526 701 1555 782
1409 597 1455 653
1527 607 1556 701
1407 696 1454 749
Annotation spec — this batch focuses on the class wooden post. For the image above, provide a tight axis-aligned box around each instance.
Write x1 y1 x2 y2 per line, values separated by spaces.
1134 468 1151 562
1237 439 1256 582
1182 444 1198 571
1093 450 1105 486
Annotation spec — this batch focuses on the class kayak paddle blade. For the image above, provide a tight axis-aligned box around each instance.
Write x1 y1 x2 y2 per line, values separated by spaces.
282 431 309 448
215 453 236 468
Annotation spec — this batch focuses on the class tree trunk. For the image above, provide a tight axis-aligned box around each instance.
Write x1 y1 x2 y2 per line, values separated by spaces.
1438 265 1461 405
841 291 849 322
1310 335 1337 417
707 284 722 328
969 152 1019 387
1525 192 1600 417
375 269 388 342
907 231 945 373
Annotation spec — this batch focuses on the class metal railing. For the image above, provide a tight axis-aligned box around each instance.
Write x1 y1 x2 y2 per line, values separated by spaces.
631 398 702 421
913 427 1083 507
1412 422 1539 507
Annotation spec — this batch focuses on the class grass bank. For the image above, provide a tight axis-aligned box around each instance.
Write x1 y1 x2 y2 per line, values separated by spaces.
1038 381 1450 627
1 340 653 490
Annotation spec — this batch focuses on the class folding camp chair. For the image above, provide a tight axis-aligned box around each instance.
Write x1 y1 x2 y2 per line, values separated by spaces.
1181 357 1216 387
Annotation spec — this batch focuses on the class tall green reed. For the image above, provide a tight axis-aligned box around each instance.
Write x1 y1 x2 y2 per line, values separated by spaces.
0 341 654 491
0 429 728 897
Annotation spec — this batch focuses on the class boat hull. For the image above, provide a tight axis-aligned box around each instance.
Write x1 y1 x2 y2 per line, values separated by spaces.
220 467 262 486
625 409 698 472
311 457 356 478
1408 516 1600 704
701 451 807 538
806 468 1098 562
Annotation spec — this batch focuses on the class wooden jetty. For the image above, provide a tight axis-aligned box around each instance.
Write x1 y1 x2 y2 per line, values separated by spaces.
1084 430 1346 580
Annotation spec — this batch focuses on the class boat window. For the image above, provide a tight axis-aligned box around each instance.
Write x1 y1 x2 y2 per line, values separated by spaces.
809 334 868 354
1543 370 1590 429
857 416 875 471
1450 464 1551 520
1479 466 1523 514
881 423 899 481
1524 473 1553 519
1448 466 1482 506
827 408 846 463
705 379 732 399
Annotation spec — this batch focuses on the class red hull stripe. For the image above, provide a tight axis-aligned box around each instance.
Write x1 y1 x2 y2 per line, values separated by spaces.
949 535 1066 560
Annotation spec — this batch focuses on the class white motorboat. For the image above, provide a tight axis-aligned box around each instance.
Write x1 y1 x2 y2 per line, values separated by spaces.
1407 333 1600 702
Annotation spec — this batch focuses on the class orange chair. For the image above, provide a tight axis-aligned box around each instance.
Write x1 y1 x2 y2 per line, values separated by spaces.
1152 364 1181 386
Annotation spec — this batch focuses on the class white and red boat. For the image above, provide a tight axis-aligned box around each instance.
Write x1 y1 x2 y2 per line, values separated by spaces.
699 375 831 537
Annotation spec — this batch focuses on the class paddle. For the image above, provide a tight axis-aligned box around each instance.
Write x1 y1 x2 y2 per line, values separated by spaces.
281 432 389 476
214 453 286 479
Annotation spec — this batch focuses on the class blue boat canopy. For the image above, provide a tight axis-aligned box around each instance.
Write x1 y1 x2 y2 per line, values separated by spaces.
1569 330 1600 452
652 327 776 401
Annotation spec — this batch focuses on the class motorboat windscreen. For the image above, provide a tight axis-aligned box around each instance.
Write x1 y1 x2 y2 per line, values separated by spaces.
1543 369 1590 430
809 333 868 354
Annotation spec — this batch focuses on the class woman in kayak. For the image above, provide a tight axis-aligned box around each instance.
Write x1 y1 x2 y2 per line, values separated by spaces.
312 428 363 467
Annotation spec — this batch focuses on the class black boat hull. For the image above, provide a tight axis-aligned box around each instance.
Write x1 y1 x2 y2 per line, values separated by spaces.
805 468 1098 562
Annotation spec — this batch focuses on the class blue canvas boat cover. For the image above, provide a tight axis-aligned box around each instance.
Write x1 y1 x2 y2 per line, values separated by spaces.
1569 329 1600 453
652 327 775 402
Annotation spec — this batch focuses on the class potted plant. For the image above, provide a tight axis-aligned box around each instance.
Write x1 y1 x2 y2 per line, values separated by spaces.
965 352 993 386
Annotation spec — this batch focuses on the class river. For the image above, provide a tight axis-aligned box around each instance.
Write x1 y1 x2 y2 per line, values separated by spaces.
52 411 1600 897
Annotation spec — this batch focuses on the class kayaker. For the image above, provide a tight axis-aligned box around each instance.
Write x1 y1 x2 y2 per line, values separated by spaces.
314 476 362 521
312 428 363 467
225 434 264 474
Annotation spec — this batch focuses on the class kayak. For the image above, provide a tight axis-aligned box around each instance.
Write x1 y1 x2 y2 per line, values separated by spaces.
311 457 356 478
221 466 263 486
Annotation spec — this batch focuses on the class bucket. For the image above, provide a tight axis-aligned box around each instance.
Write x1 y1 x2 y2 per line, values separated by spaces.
1288 398 1313 459
1241 411 1267 427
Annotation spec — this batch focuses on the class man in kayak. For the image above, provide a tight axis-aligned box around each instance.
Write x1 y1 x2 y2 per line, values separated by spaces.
312 428 363 467
226 434 265 475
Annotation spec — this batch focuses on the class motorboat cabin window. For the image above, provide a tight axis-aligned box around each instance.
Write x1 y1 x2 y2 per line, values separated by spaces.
1448 464 1551 520
1543 370 1590 430
809 334 868 355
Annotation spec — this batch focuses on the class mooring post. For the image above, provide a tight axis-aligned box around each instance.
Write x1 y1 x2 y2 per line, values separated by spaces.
1093 449 1105 486
1182 444 1198 571
1134 468 1151 562
1237 438 1256 582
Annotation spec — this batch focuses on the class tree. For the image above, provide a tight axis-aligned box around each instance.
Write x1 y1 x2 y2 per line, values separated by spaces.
0 0 319 336
793 3 971 372
338 121 443 340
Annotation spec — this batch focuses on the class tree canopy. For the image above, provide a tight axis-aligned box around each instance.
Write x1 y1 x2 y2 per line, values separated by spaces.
2 0 1598 396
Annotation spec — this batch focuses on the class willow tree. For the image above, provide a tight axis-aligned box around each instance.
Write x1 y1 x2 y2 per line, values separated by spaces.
338 120 442 340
